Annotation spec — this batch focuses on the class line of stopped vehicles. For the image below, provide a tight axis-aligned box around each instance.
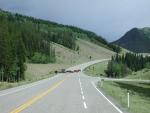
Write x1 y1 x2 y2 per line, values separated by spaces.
55 69 81 74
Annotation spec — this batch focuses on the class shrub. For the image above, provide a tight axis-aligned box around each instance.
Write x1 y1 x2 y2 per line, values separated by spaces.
30 52 51 64
105 61 131 78
145 62 150 69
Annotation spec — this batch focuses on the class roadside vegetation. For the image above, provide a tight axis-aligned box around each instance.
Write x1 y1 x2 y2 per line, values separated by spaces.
105 53 150 78
98 81 150 113
84 61 108 77
84 55 150 113
125 68 150 80
85 60 150 80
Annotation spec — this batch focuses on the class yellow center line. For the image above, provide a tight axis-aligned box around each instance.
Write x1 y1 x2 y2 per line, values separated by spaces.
10 78 67 113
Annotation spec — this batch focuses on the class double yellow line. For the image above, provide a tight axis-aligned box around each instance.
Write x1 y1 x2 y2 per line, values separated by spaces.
10 78 66 113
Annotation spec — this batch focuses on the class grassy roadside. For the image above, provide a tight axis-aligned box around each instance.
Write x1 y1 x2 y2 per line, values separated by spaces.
0 63 70 91
84 61 150 113
125 69 150 80
84 61 108 77
98 81 150 113
0 68 55 91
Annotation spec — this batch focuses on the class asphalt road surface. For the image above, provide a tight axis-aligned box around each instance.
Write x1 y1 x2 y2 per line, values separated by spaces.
0 59 125 113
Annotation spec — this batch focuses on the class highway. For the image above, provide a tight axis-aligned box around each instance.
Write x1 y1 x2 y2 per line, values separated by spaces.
0 59 125 113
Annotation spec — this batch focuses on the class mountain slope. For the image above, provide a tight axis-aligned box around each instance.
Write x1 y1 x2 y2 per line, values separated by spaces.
113 27 150 53
25 38 115 81
0 9 117 82
54 38 115 65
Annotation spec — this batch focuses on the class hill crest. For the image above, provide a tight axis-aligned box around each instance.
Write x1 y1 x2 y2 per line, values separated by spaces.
113 27 150 53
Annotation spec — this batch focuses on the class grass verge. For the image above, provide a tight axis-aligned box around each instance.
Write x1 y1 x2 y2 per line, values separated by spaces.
0 63 70 91
98 81 150 113
125 68 150 80
0 72 55 91
84 61 150 113
84 61 108 77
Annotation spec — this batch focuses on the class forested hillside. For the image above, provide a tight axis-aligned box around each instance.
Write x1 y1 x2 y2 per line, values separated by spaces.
113 27 150 53
0 10 56 82
0 9 118 82
105 53 150 78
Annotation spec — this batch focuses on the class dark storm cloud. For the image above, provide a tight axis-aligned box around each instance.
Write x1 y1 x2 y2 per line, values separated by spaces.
0 0 150 41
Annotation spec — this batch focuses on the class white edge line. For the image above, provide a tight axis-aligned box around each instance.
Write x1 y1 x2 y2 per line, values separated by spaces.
91 82 123 113
81 90 83 95
81 87 83 91
82 95 85 100
83 101 87 109
0 75 59 97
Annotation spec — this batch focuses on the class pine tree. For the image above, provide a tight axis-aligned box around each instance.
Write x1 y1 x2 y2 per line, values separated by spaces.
16 34 26 81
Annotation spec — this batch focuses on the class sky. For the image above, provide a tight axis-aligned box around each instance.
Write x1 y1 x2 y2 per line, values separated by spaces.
0 0 150 42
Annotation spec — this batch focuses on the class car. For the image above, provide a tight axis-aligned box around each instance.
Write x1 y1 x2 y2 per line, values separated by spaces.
66 70 74 73
73 69 81 73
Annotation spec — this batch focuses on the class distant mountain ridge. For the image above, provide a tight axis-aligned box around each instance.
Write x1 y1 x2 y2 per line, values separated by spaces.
113 27 150 53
